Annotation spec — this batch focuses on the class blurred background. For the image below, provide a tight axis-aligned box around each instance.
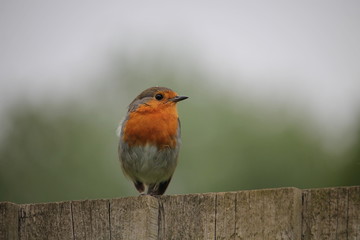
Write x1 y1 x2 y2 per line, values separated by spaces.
1 1 360 204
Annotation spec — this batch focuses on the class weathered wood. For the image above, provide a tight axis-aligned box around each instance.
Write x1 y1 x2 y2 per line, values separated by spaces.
348 186 360 239
71 199 110 240
0 202 19 240
109 195 158 240
158 193 216 239
1 186 359 240
302 186 360 240
235 188 302 240
215 192 237 240
18 201 73 240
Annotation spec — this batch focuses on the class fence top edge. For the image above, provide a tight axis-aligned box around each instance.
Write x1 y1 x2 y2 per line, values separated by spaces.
1 186 359 206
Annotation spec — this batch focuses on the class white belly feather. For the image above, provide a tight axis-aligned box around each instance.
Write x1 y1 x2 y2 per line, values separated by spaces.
119 143 179 184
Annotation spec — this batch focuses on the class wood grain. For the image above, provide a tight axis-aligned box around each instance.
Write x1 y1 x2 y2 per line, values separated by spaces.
0 202 19 240
1 186 359 240
18 201 73 240
302 186 360 240
71 199 110 240
110 195 158 240
158 193 216 240
235 187 302 240
215 191 237 240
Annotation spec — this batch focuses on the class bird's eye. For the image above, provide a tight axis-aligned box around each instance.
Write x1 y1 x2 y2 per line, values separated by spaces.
155 93 164 101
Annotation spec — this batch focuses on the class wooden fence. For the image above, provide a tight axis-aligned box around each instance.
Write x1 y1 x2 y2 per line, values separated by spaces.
1 186 359 239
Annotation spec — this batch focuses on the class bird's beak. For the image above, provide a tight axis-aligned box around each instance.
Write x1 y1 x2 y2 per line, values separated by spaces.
170 96 189 103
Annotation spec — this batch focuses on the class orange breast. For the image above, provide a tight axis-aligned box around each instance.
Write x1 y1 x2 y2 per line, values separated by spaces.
123 106 179 149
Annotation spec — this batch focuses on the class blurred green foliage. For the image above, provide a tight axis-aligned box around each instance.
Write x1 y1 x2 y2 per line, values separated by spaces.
0 53 358 203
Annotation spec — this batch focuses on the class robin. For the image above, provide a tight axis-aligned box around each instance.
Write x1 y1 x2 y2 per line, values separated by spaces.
118 87 188 195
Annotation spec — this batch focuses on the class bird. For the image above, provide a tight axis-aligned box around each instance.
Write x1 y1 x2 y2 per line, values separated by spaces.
117 87 188 195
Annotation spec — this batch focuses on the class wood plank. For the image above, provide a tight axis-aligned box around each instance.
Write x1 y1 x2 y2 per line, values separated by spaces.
0 202 19 240
215 192 237 240
347 186 360 239
158 193 216 239
302 186 360 240
18 201 73 240
109 195 158 240
71 199 110 240
235 187 302 240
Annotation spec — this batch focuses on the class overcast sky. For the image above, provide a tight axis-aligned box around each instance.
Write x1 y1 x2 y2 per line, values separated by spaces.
1 1 360 145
